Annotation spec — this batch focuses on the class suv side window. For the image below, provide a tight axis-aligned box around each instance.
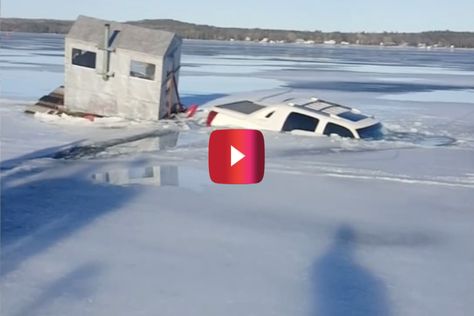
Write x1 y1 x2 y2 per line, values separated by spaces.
282 112 319 132
323 122 354 138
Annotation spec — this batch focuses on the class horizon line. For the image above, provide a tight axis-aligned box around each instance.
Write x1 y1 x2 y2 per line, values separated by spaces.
2 16 473 34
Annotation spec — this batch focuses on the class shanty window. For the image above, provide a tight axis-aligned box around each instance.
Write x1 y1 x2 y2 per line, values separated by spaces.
71 48 96 69
130 60 156 80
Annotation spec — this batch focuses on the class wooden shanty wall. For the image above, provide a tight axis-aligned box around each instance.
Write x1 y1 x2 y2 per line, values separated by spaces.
64 16 182 121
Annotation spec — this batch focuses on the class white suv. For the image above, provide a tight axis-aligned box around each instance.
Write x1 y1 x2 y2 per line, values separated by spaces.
206 97 383 139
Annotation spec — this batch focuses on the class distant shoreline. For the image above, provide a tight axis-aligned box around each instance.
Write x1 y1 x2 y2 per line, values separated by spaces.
2 17 474 48
5 32 474 51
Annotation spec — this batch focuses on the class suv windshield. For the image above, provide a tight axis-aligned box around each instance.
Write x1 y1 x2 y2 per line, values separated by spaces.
357 123 384 139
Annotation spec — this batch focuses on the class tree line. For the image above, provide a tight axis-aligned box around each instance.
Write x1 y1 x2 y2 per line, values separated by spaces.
2 18 474 48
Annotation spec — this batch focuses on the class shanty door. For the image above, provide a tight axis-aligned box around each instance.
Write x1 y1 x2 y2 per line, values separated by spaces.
163 51 181 117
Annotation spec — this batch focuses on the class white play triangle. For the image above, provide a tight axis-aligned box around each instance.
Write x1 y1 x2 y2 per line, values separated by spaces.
230 145 245 166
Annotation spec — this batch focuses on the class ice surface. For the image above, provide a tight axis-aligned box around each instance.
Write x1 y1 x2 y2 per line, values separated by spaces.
380 89 474 104
1 33 474 316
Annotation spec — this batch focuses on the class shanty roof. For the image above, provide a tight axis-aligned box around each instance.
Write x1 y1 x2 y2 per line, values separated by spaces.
67 15 180 56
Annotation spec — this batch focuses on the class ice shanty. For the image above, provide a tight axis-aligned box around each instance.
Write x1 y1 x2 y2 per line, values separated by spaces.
29 15 183 120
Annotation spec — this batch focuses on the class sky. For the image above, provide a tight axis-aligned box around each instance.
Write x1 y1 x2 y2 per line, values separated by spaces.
2 0 474 32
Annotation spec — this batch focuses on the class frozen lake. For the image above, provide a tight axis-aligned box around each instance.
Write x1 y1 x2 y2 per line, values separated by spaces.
1 33 474 316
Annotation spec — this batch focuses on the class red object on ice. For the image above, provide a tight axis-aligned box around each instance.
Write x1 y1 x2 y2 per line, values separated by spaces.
206 111 218 126
83 114 95 122
186 104 198 118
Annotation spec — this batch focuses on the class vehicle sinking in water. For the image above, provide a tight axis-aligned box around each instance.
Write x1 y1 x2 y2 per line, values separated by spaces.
206 97 384 139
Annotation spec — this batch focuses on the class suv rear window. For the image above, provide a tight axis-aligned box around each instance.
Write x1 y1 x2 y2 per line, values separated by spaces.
282 112 319 132
323 123 354 138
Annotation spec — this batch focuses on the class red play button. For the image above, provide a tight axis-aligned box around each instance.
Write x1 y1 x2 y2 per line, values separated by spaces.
208 129 265 184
